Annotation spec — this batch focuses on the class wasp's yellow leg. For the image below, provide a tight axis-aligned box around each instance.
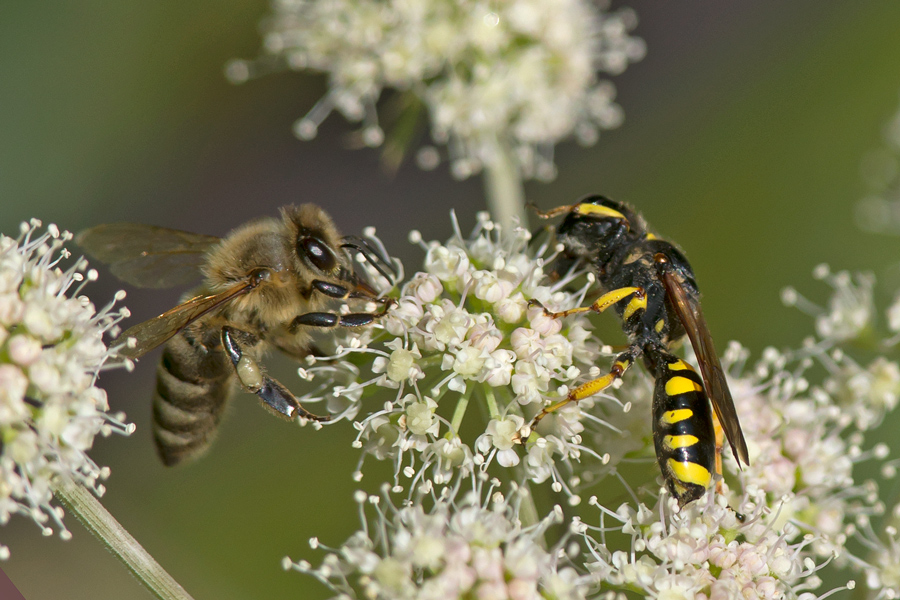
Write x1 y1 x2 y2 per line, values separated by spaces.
529 287 643 320
530 351 636 432
712 410 726 494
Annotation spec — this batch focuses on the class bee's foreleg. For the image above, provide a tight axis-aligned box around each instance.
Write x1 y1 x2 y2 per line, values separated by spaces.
290 298 395 331
311 280 392 304
529 346 640 433
221 326 330 422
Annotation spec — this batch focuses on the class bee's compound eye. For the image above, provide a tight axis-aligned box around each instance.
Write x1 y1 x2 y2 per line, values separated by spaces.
298 237 337 273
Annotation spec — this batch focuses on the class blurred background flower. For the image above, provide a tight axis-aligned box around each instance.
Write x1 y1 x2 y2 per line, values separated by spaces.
226 0 643 229
228 0 642 175
2 2 900 599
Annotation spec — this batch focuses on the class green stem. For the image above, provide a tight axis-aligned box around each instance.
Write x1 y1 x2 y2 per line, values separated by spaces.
515 476 541 532
483 140 527 232
449 390 471 435
484 386 500 420
55 480 195 600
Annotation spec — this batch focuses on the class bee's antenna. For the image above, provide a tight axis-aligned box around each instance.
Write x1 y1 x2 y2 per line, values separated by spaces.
341 237 397 283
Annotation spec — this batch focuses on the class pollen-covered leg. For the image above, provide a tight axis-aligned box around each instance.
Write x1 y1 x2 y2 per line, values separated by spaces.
529 348 639 432
221 326 330 422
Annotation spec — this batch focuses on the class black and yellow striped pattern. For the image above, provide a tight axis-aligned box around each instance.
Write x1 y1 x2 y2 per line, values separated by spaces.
651 352 716 506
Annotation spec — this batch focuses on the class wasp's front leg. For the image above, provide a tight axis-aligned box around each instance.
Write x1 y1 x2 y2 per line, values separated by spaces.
221 326 330 422
528 286 644 320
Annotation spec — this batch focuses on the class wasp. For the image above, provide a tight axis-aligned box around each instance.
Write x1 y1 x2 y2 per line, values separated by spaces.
528 196 749 506
78 205 396 465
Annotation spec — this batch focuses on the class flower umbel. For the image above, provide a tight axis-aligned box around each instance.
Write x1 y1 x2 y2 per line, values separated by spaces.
287 221 900 599
302 212 624 495
285 478 588 600
0 220 133 556
228 0 644 181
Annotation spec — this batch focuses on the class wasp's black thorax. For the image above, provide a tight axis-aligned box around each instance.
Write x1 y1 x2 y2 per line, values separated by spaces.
568 225 700 355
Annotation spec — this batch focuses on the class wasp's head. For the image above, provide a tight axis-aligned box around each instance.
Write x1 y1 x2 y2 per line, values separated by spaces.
554 195 638 259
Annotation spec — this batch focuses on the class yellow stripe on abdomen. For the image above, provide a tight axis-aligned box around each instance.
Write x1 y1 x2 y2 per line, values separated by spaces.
661 408 693 424
663 434 699 450
665 376 702 396
666 360 693 371
667 459 712 487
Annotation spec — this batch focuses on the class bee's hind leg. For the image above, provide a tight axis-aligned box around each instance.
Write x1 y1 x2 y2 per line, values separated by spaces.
221 326 330 422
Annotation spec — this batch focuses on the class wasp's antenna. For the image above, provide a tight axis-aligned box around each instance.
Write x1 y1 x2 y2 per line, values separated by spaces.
527 202 578 219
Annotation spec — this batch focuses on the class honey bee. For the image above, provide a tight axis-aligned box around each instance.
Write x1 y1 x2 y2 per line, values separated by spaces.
78 205 396 465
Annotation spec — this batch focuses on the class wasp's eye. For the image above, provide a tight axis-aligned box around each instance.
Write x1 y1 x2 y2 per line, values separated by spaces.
298 237 337 272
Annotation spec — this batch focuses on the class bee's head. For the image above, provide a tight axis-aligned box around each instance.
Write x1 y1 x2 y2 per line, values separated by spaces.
282 204 348 280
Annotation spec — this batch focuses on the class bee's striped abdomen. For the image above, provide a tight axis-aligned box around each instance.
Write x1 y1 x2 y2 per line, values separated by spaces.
651 353 716 506
153 329 234 466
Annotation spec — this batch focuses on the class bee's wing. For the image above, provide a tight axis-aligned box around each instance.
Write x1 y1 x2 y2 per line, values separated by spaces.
116 281 253 360
659 268 750 467
77 223 220 288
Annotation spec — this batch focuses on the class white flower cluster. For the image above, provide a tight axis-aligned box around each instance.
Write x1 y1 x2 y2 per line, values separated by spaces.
580 491 846 600
285 479 588 600
565 283 899 599
228 0 644 180
303 212 611 491
564 311 893 598
719 344 886 559
781 264 875 344
293 225 900 598
691 267 900 596
0 220 133 556
853 511 900 600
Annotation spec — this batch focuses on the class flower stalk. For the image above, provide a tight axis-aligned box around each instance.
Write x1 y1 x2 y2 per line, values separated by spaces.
56 480 195 600
483 139 527 232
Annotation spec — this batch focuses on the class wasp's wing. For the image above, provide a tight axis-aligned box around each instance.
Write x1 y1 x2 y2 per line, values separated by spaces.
659 268 750 467
77 223 220 288
116 281 252 360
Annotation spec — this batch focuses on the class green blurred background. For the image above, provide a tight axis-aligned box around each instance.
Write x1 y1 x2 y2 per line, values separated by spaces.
3 1 900 598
